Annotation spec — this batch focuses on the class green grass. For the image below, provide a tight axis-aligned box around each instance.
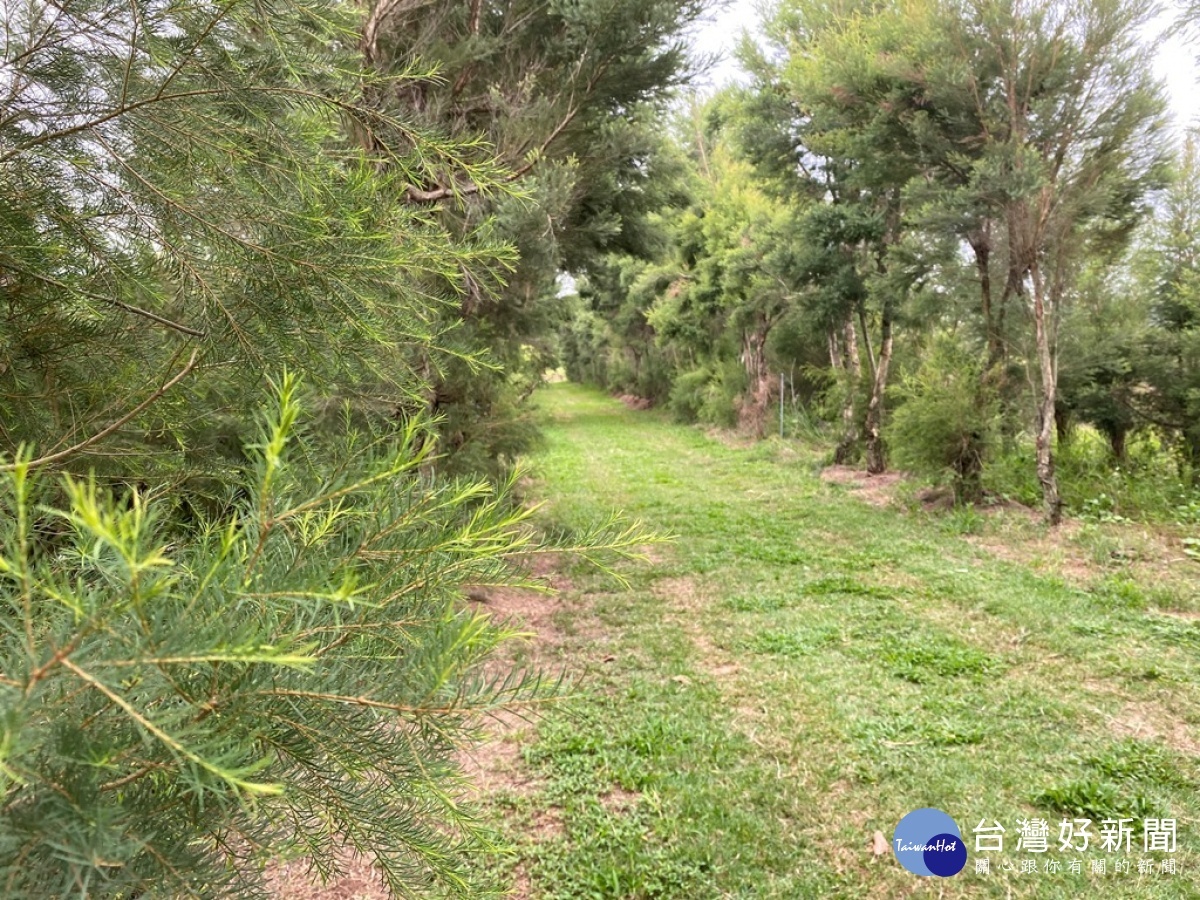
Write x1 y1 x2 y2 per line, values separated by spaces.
477 384 1200 898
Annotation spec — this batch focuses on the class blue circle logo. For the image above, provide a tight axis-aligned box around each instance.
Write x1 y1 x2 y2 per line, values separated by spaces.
892 808 967 877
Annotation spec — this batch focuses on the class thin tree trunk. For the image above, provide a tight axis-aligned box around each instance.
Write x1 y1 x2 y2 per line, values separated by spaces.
864 301 893 475
1054 402 1072 446
857 304 876 383
739 325 771 438
1031 262 1062 524
834 316 861 464
1108 426 1127 463
970 223 1005 373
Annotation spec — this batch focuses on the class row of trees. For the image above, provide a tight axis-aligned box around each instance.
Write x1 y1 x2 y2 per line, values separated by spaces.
565 0 1200 521
0 0 697 894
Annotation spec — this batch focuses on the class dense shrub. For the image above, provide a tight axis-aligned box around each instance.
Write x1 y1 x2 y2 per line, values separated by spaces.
668 367 714 423
890 339 999 503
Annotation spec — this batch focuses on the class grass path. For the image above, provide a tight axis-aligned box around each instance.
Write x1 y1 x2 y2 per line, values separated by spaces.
478 384 1200 899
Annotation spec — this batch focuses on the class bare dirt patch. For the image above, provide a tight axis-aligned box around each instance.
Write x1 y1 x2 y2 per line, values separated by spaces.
460 566 574 790
471 585 565 644
1108 701 1200 757
819 465 906 508
652 575 706 614
704 427 756 450
635 542 670 566
598 786 641 812
461 712 541 796
1154 608 1200 621
1080 678 1200 757
616 393 653 410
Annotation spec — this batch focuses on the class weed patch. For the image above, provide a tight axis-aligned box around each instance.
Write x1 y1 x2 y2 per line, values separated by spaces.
1034 779 1158 825
875 631 999 683
748 625 842 657
1084 739 1192 789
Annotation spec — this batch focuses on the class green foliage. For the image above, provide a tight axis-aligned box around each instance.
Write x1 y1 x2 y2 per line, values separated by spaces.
661 361 745 429
0 380 494 895
891 338 999 503
519 698 724 900
1057 286 1144 464
567 104 829 435
560 300 613 388
851 709 987 748
667 368 714 423
938 503 987 536
699 360 748 429
749 0 1168 511
0 377 652 897
1120 136 1200 480
562 256 681 404
749 626 842 657
0 0 506 483
0 0 705 892
529 800 712 900
561 0 1198 534
1089 575 1150 611
984 429 1200 524
359 0 706 465
1085 740 1191 789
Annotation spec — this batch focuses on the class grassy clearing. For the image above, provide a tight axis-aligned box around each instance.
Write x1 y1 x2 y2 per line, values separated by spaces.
479 384 1200 898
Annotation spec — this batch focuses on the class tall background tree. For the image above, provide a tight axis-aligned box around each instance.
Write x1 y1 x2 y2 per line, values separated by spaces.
758 0 1168 515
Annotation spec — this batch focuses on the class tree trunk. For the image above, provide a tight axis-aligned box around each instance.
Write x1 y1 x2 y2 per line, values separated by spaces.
864 303 893 474
833 317 861 464
1031 262 1063 524
1186 430 1200 487
971 224 1006 373
739 325 771 438
1054 402 1072 446
953 442 985 506
1108 426 1127 464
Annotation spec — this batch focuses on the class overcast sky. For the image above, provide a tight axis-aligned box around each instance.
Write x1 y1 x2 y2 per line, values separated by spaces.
687 0 1200 136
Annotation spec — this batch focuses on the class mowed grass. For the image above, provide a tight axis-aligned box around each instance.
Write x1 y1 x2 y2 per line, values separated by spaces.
479 384 1200 898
